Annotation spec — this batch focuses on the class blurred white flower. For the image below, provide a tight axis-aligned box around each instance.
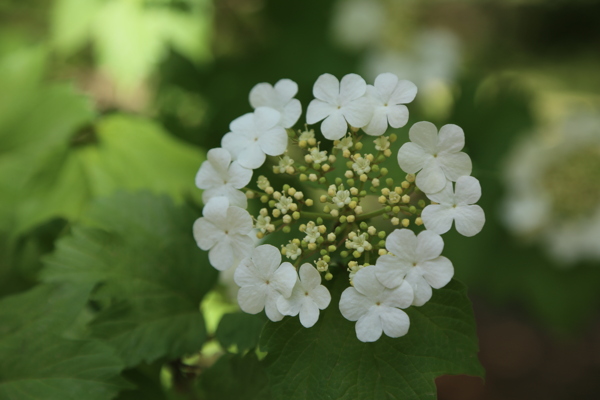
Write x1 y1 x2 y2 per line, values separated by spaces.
222 107 287 169
249 79 302 128
339 266 413 342
193 197 254 271
195 147 252 208
397 121 472 194
234 244 298 321
306 73 373 140
363 73 417 136
330 0 385 52
277 264 331 328
421 176 485 237
375 229 453 306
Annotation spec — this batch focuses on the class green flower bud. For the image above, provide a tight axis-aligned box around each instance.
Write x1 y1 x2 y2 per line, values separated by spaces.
378 240 386 247
320 249 328 256
319 177 327 184
352 250 361 258
372 164 380 172
360 222 368 230
378 231 386 239
340 251 349 258
260 195 269 203
380 168 389 176
335 177 343 185
283 226 291 233
347 178 355 186
316 217 324 225
386 178 394 187
269 200 276 208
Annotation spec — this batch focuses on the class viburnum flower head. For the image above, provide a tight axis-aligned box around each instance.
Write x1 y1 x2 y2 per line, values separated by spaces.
375 229 454 306
340 266 413 342
249 79 302 128
398 122 472 194
234 244 297 321
222 107 288 169
306 73 373 140
195 147 252 208
421 176 485 237
277 263 331 328
193 197 254 271
363 72 417 136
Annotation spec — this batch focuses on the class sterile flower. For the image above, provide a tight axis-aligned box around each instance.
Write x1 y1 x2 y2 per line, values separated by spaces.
373 135 390 151
306 73 373 140
249 79 302 128
304 221 320 243
363 73 417 136
397 122 472 194
234 244 298 321
195 147 252 208
332 190 351 208
222 107 287 169
277 264 331 328
276 196 294 214
340 266 413 342
335 135 354 151
193 197 254 271
421 176 485 237
284 242 302 260
310 147 328 164
278 155 294 171
298 128 315 142
352 155 371 174
255 215 273 233
375 229 453 306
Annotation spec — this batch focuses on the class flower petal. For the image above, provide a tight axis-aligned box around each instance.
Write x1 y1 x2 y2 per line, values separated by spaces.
439 152 472 182
424 180 454 204
253 244 282 276
208 238 235 271
421 256 454 289
274 78 298 100
234 258 265 287
271 262 298 298
258 127 287 156
238 285 266 314
355 308 383 342
306 99 336 124
409 121 438 153
282 98 302 128
416 158 446 194
265 291 285 321
221 131 251 161
237 143 266 169
389 80 417 104
249 83 275 109
225 206 254 234
438 124 465 153
421 204 455 235
253 107 281 131
313 73 339 104
339 73 367 103
362 106 388 136
299 264 321 290
379 306 410 338
339 287 371 321
454 176 481 205
397 142 428 174
374 254 410 289
405 272 433 307
386 104 409 129
321 111 348 140
416 230 444 262
299 300 320 328
454 205 485 237
373 72 399 102
202 186 247 209
343 96 373 128
229 112 255 135
353 266 385 299
385 229 417 261
192 218 220 250
381 281 414 309
311 285 331 309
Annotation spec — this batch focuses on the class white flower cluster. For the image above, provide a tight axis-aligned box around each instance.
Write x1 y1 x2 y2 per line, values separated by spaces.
193 73 485 342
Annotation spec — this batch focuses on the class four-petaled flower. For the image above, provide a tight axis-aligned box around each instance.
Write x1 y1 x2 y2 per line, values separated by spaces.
307 73 373 140
421 176 486 237
249 79 302 128
375 229 454 306
397 122 472 194
195 147 252 208
277 264 331 328
193 197 254 271
222 107 288 169
340 266 414 342
234 245 298 321
363 73 417 136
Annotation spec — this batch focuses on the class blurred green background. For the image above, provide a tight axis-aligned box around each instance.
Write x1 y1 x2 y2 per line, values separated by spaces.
1 0 600 398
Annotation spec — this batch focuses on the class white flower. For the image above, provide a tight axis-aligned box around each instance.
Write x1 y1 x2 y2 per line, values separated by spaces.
335 135 353 151
306 73 373 140
277 264 331 328
374 229 454 306
278 155 294 170
195 148 252 208
397 122 472 194
276 196 294 214
421 176 485 237
298 128 315 142
339 266 413 342
304 221 320 243
249 79 302 128
234 244 297 321
257 175 270 191
346 233 372 253
310 147 328 164
352 155 371 174
193 197 254 271
222 107 288 169
332 189 351 208
373 135 390 151
255 215 272 233
363 73 417 136
283 242 302 260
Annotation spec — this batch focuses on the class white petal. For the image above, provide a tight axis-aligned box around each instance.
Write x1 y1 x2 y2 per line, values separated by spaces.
355 308 383 342
409 121 438 153
265 291 285 321
306 99 336 124
253 245 282 276
313 73 339 104
202 197 229 224
386 104 409 129
385 228 417 261
379 307 410 338
397 142 427 174
421 205 455 235
339 73 367 102
281 98 302 128
389 80 417 104
454 176 481 205
373 72 399 102
249 83 275 109
405 272 433 307
438 124 465 153
454 205 485 237
321 111 348 140
416 158 446 194
229 234 254 264
234 258 264 287
237 143 266 169
222 131 251 160
421 256 454 289
253 107 281 131
195 161 223 190
238 285 266 314
310 285 331 309
353 266 385 299
277 283 302 316
258 127 287 156
381 281 414 309
227 161 252 189
339 287 371 321
225 207 254 235
271 262 298 298
343 96 373 128
362 107 388 136
299 300 320 328
415 230 444 262
229 113 255 135
439 152 472 182
374 255 409 289
425 180 454 204
192 218 220 250
274 79 298 100
299 264 321 290
209 238 235 271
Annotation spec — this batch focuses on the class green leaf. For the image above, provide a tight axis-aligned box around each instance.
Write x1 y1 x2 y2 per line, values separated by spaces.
42 192 219 367
198 353 271 400
215 312 268 353
259 278 483 400
0 283 129 400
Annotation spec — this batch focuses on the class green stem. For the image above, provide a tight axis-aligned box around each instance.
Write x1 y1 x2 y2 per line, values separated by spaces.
301 211 337 220
356 207 388 221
